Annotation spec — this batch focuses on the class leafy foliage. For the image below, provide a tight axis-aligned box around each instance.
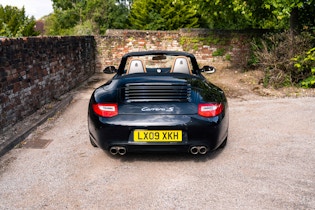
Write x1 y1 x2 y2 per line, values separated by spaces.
0 5 39 37
263 0 315 30
48 0 128 35
196 0 257 29
292 48 315 88
128 0 199 30
84 0 128 34
44 0 315 34
252 31 314 88
196 0 315 30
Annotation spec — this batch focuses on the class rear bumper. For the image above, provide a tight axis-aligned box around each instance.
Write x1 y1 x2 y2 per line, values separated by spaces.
88 113 228 153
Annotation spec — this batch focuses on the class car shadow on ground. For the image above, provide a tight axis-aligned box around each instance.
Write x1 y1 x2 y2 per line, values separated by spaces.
104 147 226 163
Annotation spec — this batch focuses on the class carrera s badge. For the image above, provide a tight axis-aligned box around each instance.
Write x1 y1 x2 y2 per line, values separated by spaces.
141 107 174 112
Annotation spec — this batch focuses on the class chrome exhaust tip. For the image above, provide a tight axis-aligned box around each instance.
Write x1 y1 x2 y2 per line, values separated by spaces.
198 146 208 155
190 146 199 155
190 146 208 155
109 147 118 155
118 147 127 156
109 147 126 156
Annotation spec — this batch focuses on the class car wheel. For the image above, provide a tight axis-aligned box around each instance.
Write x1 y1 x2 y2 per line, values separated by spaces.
218 137 227 149
90 137 98 147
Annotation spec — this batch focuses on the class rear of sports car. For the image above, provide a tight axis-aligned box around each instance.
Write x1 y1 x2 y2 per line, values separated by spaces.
88 74 229 155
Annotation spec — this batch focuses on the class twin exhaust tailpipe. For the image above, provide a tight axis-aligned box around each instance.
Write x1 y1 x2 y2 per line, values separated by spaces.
109 146 127 156
110 146 207 155
190 146 208 155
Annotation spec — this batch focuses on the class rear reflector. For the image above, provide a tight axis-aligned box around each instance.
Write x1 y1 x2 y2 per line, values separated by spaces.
92 103 118 117
198 103 223 117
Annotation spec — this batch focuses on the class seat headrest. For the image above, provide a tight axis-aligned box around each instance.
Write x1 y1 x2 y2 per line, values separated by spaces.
171 56 191 74
127 59 146 74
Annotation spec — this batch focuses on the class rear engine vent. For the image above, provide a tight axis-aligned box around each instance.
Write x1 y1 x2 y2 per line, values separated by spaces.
123 83 191 102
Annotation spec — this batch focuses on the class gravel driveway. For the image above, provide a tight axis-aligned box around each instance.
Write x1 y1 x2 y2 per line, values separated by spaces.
0 74 314 209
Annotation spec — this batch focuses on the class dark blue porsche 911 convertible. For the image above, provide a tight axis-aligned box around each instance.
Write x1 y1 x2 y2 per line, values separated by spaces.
88 51 229 156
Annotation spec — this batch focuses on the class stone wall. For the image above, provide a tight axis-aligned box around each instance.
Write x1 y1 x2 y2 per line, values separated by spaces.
95 30 181 70
0 36 96 132
96 29 261 71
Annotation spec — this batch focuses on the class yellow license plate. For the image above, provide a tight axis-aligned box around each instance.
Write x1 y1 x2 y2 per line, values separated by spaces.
134 130 182 142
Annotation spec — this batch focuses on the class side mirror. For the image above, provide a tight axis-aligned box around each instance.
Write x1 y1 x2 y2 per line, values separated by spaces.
201 66 216 74
103 66 117 74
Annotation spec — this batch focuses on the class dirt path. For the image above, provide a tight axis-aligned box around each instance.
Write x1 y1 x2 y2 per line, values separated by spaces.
204 66 315 99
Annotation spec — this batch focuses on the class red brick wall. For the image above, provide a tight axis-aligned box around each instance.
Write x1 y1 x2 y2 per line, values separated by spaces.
96 29 259 71
0 36 96 132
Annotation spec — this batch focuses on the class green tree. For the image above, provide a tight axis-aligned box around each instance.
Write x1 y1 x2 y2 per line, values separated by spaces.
195 0 280 29
0 5 39 37
50 0 85 34
128 0 199 30
48 0 128 35
263 0 315 31
84 0 128 34
196 0 315 30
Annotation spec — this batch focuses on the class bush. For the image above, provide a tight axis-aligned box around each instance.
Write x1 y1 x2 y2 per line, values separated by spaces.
252 31 314 88
292 48 315 88
212 48 225 56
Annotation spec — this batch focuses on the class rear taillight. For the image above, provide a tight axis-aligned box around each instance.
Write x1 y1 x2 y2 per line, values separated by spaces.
198 103 223 117
92 103 118 117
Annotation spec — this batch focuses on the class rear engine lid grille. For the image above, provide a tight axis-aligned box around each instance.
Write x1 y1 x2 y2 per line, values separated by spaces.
123 83 191 102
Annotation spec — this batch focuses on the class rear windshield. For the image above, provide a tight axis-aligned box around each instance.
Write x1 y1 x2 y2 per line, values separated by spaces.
123 55 193 74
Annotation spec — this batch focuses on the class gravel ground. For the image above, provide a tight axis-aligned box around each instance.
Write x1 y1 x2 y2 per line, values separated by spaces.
0 74 314 209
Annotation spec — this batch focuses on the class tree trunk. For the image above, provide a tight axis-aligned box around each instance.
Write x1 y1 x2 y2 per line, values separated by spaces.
290 7 299 35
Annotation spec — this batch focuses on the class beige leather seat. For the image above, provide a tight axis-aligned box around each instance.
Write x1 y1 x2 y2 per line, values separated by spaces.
170 56 191 74
127 59 146 74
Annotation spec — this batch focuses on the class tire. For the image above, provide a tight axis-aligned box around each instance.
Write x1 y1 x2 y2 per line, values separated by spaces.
90 136 98 147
